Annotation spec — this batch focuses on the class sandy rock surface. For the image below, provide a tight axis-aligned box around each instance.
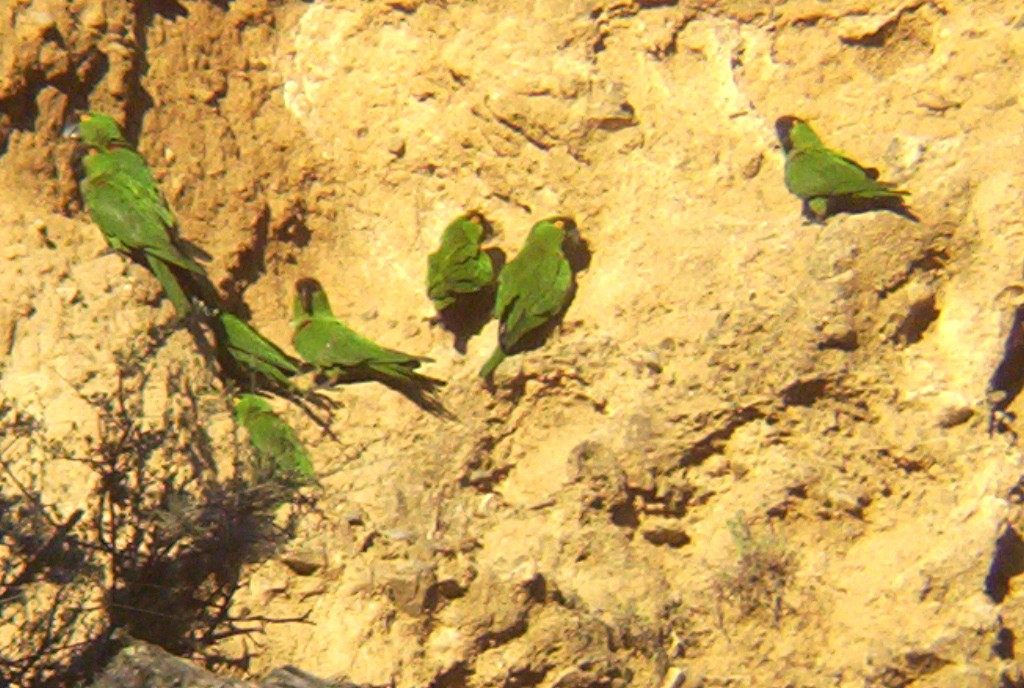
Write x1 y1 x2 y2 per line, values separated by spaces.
2 1 1024 687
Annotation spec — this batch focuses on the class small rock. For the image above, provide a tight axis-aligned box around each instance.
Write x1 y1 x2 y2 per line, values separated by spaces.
279 549 324 576
636 348 662 374
936 404 973 429
741 153 762 179
344 510 365 526
15 9 56 42
383 529 415 543
55 282 80 305
660 667 687 688
79 3 106 31
383 563 437 616
927 391 973 429
435 577 468 600
819 316 858 351
387 137 406 157
917 91 960 112
294 577 327 600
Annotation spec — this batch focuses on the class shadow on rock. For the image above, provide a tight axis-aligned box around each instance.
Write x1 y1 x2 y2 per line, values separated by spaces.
434 247 506 354
564 229 593 274
314 369 453 420
820 195 920 223
988 297 1024 438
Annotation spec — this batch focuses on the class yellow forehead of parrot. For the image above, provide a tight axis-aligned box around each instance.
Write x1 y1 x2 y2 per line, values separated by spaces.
553 219 565 229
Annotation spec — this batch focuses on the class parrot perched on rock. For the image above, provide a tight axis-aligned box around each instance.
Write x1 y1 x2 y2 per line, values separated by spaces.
64 112 206 316
291 278 445 405
213 311 304 390
775 116 910 222
234 393 315 483
427 213 495 313
479 217 577 380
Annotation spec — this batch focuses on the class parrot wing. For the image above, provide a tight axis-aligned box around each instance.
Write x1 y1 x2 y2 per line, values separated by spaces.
103 148 177 226
242 406 314 481
786 148 906 200
497 249 571 351
297 317 425 371
82 170 205 274
428 225 493 303
220 313 301 381
429 245 493 298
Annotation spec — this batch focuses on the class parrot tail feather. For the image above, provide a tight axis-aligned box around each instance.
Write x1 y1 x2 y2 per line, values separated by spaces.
146 254 193 317
878 186 910 197
867 180 910 197
367 362 452 418
370 362 445 391
479 346 506 380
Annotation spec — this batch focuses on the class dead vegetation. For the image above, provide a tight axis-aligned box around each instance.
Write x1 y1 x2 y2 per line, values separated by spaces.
0 335 313 687
712 512 795 625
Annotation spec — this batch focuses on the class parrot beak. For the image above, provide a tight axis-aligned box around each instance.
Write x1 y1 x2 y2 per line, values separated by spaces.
553 217 580 245
62 111 94 139
61 119 81 140
476 214 496 241
62 111 89 139
464 211 493 237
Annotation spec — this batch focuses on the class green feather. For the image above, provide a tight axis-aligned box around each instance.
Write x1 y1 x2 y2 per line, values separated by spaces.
75 113 205 316
426 213 494 312
479 346 506 379
235 393 315 482
776 116 908 220
479 217 574 379
217 312 302 388
146 254 192 316
291 278 443 391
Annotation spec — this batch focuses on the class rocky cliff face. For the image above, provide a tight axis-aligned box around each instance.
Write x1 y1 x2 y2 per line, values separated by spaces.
2 1 1024 687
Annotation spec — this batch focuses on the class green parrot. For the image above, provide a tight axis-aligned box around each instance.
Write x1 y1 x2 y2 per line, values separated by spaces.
65 112 205 316
291 277 445 399
427 213 495 313
479 217 577 380
234 393 315 483
775 116 910 222
214 311 303 389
